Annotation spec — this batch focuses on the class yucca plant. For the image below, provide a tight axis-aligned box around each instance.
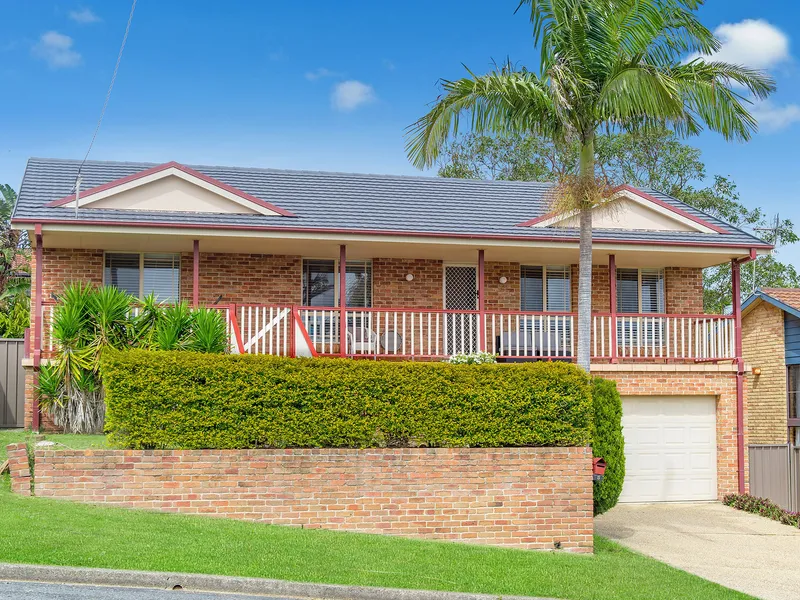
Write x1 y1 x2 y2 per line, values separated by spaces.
156 301 194 350
188 307 228 353
37 284 230 433
38 283 135 433
131 293 164 349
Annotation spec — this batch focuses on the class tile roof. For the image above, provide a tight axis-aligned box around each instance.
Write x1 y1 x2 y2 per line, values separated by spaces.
759 288 800 313
12 157 771 248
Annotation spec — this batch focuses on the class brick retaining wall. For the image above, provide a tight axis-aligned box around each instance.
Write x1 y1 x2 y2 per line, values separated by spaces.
12 445 593 552
6 443 31 496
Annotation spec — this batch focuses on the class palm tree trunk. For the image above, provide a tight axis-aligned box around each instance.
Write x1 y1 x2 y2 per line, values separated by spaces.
576 134 594 372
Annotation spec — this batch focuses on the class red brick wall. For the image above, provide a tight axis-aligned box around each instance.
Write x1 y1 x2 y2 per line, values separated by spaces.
25 446 593 552
665 267 704 314
594 369 744 497
6 443 31 496
485 262 520 311
180 253 302 305
31 248 104 348
372 259 443 309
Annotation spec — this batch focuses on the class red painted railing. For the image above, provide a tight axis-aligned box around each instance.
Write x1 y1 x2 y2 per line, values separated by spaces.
38 300 736 363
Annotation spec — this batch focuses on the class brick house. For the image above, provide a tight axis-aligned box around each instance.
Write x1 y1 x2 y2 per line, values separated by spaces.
742 288 800 446
12 157 773 503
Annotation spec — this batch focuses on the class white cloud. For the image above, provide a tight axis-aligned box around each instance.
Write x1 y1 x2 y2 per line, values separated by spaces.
690 19 790 69
69 7 101 24
305 67 342 81
331 80 376 111
753 101 800 132
32 31 81 68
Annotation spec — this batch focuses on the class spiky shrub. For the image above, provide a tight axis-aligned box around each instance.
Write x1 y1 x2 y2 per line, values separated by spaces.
189 308 228 353
38 283 131 433
37 284 230 433
591 377 625 516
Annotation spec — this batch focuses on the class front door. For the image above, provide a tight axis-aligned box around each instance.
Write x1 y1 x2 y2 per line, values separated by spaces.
444 265 478 355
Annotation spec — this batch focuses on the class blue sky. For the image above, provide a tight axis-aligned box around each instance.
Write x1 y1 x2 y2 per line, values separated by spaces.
2 1 800 263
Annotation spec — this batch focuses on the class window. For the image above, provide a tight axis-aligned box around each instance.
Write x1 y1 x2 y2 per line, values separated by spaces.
520 265 571 312
104 253 180 302
301 259 372 307
617 268 665 313
790 366 800 445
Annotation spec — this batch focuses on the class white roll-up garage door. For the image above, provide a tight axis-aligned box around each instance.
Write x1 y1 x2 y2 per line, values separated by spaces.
619 396 717 503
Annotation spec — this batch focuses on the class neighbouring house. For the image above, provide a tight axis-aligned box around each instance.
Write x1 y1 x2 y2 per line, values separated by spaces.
742 288 800 445
12 157 773 503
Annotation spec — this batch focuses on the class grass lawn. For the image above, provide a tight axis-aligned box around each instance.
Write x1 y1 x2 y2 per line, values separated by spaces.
0 432 750 600
0 429 108 462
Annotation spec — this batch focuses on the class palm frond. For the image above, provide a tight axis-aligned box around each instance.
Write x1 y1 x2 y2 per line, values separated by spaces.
405 66 562 169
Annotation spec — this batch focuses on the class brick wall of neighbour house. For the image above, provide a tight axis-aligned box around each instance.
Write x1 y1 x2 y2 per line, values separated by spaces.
742 302 788 444
664 267 704 314
179 253 302 306
19 446 593 552
593 367 745 497
6 443 31 496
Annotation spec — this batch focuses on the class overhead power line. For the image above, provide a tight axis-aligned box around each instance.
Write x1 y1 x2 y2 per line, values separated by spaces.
74 0 138 215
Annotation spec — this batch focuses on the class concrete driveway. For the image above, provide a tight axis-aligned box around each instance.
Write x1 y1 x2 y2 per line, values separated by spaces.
596 503 800 600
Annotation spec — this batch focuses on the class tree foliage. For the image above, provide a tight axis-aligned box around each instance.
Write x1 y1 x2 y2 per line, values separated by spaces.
436 129 796 311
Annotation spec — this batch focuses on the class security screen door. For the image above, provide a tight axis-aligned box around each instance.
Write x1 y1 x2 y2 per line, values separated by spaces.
444 265 478 355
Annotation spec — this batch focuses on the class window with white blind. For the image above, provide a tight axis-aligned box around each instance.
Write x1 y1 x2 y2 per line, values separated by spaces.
617 268 665 314
520 265 571 312
301 259 372 307
104 253 180 302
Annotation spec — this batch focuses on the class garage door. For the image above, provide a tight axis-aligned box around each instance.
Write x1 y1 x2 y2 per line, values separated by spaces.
620 396 717 503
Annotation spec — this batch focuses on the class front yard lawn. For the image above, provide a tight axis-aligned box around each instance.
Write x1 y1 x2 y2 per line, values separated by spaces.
0 429 107 462
0 453 750 600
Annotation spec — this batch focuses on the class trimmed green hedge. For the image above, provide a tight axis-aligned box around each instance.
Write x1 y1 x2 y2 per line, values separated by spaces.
591 377 625 515
101 350 592 450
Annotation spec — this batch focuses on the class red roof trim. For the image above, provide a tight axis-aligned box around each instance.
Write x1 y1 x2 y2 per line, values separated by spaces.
11 217 773 251
516 184 728 234
44 161 297 217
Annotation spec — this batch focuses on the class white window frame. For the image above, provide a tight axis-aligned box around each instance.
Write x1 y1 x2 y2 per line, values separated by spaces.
617 267 665 314
301 258 373 307
103 251 181 301
520 264 571 313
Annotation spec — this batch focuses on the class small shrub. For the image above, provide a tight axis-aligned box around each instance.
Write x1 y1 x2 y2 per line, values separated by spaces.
102 349 593 450
591 377 625 516
723 493 800 528
447 352 497 364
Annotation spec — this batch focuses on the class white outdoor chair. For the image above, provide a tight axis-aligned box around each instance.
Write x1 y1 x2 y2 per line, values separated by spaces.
346 326 379 354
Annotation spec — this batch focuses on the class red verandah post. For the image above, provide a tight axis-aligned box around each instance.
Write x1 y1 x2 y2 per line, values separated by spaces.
478 249 486 352
192 239 200 307
32 224 43 431
609 254 618 363
339 245 347 357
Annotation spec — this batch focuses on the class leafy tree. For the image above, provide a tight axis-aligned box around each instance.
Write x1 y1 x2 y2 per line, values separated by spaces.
406 0 773 371
437 129 797 311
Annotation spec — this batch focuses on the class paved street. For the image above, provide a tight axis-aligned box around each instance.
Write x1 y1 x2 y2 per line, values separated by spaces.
596 503 800 600
0 580 296 600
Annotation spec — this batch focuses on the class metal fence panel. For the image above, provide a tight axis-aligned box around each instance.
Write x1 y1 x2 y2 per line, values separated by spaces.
748 445 791 510
792 447 800 513
0 339 25 428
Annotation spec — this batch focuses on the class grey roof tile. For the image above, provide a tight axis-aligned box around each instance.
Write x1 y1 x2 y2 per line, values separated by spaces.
13 157 770 248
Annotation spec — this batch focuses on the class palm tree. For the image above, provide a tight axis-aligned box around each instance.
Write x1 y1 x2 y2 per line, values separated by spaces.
405 0 774 371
